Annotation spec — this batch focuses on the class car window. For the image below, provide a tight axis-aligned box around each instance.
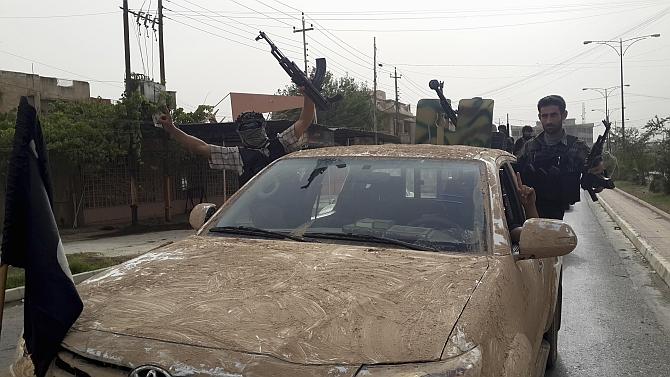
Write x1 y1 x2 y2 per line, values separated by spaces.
208 158 489 253
499 162 526 232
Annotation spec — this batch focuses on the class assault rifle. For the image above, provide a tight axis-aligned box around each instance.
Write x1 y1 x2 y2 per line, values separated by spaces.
428 79 458 126
581 119 616 201
256 31 340 111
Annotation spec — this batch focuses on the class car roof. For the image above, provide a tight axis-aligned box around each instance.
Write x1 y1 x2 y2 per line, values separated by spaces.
286 144 512 162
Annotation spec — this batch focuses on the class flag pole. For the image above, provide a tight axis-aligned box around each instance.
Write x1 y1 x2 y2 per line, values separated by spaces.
0 264 8 338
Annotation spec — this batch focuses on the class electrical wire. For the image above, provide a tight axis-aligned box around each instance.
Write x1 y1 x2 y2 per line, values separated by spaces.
166 0 302 48
0 12 117 19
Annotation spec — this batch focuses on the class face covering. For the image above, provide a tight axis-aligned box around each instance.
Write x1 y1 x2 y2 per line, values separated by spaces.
237 122 269 149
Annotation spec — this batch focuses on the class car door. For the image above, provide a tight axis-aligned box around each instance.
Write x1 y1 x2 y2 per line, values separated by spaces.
498 161 550 354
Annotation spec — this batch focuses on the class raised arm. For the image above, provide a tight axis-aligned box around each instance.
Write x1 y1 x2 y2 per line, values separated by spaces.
158 112 210 158
291 90 316 139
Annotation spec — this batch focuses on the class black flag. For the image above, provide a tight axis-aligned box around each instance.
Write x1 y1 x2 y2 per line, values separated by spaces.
1 97 83 376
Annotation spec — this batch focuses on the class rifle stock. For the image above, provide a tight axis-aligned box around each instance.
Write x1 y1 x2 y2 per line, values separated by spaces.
256 31 338 111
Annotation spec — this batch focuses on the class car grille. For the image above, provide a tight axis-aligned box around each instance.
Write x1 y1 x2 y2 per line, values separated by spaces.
49 348 129 377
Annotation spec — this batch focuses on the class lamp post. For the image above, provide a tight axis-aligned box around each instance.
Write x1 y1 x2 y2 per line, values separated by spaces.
583 34 660 144
582 85 629 123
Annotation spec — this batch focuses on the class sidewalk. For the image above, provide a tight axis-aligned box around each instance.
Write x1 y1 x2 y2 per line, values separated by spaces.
61 229 195 257
595 188 670 288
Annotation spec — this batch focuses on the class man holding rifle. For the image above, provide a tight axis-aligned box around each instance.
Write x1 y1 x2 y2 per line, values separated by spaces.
516 94 613 220
158 92 315 185
157 30 340 186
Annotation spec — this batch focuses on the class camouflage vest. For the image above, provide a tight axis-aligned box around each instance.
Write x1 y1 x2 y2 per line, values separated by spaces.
519 134 584 205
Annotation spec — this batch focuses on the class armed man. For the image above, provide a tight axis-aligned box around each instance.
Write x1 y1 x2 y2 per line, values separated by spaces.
516 94 609 220
158 91 315 185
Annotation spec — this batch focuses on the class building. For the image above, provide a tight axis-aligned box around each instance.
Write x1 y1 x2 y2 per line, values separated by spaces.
373 90 416 143
510 119 595 147
0 70 92 113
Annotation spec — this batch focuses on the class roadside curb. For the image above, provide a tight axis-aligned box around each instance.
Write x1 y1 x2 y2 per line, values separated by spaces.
593 193 670 288
4 268 110 304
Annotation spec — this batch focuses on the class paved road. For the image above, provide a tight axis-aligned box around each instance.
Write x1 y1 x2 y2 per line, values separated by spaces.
547 196 670 376
1 200 669 375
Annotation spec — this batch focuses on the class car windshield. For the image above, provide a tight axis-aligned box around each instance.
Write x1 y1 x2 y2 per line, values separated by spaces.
207 157 488 253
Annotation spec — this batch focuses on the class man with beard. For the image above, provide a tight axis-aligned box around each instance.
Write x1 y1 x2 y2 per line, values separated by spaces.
158 91 315 186
516 95 604 220
514 125 534 157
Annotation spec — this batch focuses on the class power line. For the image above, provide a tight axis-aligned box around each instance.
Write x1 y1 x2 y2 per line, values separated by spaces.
0 49 125 90
312 4 663 32
223 0 294 27
0 12 117 19
250 0 299 21
162 15 266 52
166 0 302 48
482 5 670 97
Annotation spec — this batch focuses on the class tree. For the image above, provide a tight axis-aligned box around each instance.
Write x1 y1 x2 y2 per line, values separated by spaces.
643 115 670 192
609 125 653 185
271 72 375 130
172 104 216 124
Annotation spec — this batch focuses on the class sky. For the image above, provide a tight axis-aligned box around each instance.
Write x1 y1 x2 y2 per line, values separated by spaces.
1 0 669 132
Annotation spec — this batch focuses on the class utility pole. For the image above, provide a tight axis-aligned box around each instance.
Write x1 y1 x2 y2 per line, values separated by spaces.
121 0 140 225
390 67 402 136
123 0 131 95
373 37 378 144
158 0 165 85
293 12 313 73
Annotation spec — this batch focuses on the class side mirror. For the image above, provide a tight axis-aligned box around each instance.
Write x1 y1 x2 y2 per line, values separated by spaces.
517 218 577 260
189 203 217 230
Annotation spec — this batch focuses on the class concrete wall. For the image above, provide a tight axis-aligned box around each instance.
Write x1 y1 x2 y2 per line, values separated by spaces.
511 119 594 146
0 70 91 113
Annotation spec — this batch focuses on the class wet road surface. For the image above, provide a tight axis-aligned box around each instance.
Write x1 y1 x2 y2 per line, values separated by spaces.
547 197 670 376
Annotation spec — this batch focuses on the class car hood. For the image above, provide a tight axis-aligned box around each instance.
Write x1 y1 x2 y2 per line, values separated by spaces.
73 236 488 365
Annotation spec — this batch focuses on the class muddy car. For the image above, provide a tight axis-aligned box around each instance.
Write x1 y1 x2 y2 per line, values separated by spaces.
12 144 576 377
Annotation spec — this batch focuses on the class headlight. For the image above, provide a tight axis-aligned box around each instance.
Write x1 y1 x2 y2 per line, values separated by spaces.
354 346 481 377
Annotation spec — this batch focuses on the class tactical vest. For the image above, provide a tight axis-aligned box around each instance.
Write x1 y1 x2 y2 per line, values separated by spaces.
520 135 582 206
238 138 287 185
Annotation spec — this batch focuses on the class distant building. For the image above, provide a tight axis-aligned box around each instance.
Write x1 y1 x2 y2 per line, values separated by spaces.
373 90 416 143
0 70 93 113
511 118 594 147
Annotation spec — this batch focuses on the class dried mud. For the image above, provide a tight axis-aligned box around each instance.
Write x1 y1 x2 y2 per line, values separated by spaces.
73 236 488 368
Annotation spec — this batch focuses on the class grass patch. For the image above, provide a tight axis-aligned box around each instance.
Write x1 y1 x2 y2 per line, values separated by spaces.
5 253 137 290
616 180 670 214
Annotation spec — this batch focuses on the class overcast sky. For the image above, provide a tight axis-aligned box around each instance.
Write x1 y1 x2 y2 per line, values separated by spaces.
2 0 669 131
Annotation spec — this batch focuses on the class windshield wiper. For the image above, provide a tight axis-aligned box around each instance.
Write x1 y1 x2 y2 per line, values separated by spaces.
209 226 310 242
302 232 439 252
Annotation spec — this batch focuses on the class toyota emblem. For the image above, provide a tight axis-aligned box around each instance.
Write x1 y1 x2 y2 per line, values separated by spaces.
129 365 172 377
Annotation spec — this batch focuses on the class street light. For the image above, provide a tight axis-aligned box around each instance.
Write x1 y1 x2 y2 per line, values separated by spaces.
583 34 660 143
582 84 629 122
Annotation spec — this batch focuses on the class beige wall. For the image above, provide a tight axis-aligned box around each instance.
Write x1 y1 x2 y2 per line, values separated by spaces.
0 70 91 113
230 92 304 119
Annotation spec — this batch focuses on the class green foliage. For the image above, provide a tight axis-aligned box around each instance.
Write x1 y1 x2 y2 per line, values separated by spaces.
41 99 124 169
271 71 375 130
609 126 653 182
643 115 670 193
0 110 17 181
172 104 216 124
0 93 213 173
